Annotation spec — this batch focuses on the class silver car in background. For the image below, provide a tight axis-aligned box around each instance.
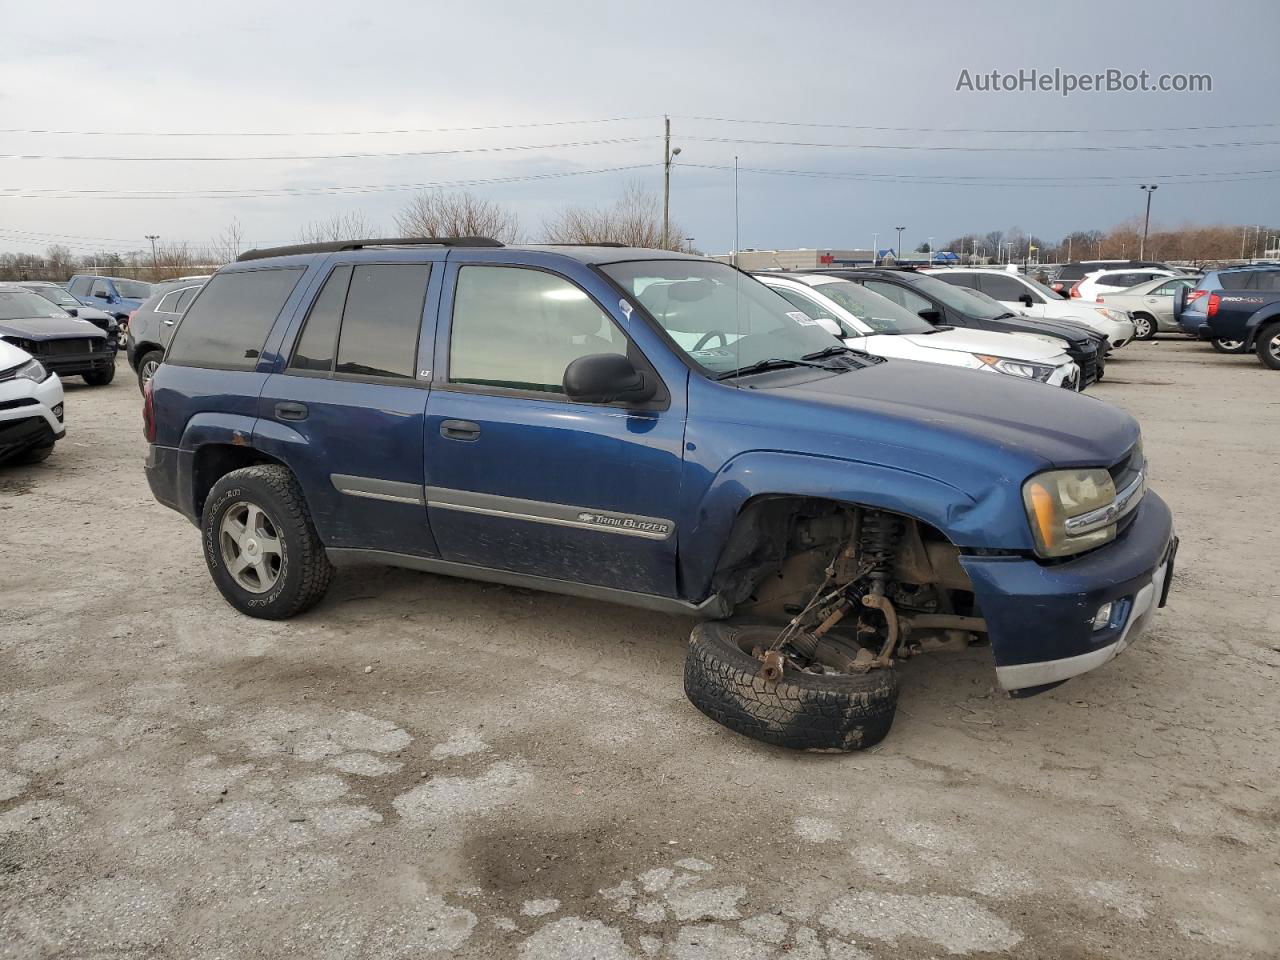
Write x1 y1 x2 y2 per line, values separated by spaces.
125 276 209 392
1095 276 1198 340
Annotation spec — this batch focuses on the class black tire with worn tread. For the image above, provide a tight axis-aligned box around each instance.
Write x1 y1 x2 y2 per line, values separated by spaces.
136 349 164 393
684 620 899 752
1255 323 1280 370
83 361 116 386
201 464 333 619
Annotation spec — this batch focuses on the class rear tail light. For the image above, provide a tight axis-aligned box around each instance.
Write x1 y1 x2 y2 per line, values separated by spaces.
1207 293 1220 317
1096 296 1105 303
142 379 156 442
1186 290 1207 306
1069 281 1083 298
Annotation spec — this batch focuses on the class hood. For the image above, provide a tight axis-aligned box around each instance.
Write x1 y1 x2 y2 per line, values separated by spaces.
0 316 108 340
756 359 1137 472
0 338 34 370
898 327 1069 362
986 313 1101 346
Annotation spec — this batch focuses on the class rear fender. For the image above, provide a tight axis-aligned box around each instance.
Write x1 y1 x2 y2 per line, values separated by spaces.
680 450 1016 600
1245 302 1280 346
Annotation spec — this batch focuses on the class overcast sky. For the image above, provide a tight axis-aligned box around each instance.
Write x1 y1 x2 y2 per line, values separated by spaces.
2 0 1278 258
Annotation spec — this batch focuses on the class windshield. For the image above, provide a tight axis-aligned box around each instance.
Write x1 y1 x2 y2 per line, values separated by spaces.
112 279 153 299
23 284 81 308
0 289 71 321
904 272 1012 319
602 260 844 376
809 280 934 334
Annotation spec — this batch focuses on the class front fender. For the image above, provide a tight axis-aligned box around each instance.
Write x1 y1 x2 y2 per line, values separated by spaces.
679 450 1023 601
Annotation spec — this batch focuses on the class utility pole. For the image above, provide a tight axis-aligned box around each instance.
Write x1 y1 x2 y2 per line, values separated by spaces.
732 155 739 268
145 234 160 278
872 232 878 266
895 226 905 263
927 236 934 267
1241 227 1248 259
662 116 681 250
1139 185 1157 259
1066 236 1073 263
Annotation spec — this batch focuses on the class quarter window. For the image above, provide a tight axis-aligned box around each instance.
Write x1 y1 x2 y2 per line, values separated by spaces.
166 267 304 371
449 266 627 394
174 286 200 311
156 290 184 313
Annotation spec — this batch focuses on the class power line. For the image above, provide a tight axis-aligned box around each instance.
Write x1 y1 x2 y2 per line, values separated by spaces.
681 135 1280 153
0 136 656 162
678 115 1280 135
683 162 1280 188
0 162 659 201
0 116 658 137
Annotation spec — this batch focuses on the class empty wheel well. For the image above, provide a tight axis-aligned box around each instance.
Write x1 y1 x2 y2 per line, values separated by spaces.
710 495 974 621
192 444 288 517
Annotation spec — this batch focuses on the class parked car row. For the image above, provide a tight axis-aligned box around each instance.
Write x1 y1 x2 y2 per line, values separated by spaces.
136 236 1176 752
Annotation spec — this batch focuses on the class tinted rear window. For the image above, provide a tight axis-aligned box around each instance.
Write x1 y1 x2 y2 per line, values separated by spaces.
166 268 304 370
1218 271 1259 290
334 264 430 379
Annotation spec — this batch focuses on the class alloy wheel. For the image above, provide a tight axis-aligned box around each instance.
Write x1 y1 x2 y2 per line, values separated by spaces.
218 501 283 593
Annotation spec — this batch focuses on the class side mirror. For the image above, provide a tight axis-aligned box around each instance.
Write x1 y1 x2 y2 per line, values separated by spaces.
917 308 942 324
67 307 78 317
563 353 656 404
815 317 842 336
1019 293 1034 307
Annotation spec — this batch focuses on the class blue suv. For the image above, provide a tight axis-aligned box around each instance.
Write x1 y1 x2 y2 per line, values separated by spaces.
144 238 1176 751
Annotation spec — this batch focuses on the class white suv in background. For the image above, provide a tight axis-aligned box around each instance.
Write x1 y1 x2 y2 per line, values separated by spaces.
924 267 1137 349
1070 267 1180 304
0 339 65 465
757 273 1080 389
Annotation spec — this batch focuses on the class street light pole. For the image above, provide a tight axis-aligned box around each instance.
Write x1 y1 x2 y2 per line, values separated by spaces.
1139 185 1158 259
927 236 934 267
662 116 681 250
895 226 905 263
872 232 878 266
145 234 160 278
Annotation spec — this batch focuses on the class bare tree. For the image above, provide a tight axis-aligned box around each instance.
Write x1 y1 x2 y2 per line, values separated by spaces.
542 181 684 250
44 244 75 279
394 190 520 242
209 219 245 264
297 210 380 244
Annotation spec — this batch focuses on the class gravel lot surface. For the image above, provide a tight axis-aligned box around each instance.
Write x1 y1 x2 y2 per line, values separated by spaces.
2 340 1277 959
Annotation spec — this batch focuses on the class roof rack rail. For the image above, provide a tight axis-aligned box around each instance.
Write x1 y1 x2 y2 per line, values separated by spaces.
236 236 503 262
538 241 630 248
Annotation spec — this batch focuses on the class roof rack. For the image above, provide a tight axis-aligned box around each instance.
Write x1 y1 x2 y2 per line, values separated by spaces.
538 241 630 248
236 236 503 262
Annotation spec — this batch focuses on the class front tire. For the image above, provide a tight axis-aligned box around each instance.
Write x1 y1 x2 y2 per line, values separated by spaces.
201 465 333 619
83 362 116 386
1211 338 1247 354
684 621 899 752
1256 324 1280 370
1132 313 1156 340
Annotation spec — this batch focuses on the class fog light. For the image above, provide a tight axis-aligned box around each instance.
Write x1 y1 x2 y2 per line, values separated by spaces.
52 403 64 421
1091 602 1114 631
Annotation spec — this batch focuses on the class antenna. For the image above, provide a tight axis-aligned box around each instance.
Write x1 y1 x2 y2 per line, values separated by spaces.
733 155 742 386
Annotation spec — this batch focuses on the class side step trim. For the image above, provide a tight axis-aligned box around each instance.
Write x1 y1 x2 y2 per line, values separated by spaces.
325 547 730 618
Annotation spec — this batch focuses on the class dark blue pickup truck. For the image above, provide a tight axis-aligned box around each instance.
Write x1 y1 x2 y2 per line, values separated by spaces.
1178 265 1280 368
143 238 1176 751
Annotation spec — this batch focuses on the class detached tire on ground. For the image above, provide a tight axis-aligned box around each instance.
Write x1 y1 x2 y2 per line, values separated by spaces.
684 621 899 752
201 464 334 619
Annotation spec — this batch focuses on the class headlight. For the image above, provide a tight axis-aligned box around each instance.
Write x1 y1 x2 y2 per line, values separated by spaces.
1023 469 1116 557
15 359 48 382
975 354 1056 382
1095 307 1126 324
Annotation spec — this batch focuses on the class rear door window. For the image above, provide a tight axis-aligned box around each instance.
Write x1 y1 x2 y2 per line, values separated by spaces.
166 267 305 371
977 273 1026 301
863 280 932 315
68 277 93 297
289 266 351 374
156 290 184 313
174 286 201 311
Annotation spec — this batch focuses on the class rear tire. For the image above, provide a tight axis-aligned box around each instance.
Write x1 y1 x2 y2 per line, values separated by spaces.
1132 313 1156 340
1256 324 1280 370
1211 338 1247 354
201 465 333 619
137 349 164 393
83 362 116 386
684 621 899 752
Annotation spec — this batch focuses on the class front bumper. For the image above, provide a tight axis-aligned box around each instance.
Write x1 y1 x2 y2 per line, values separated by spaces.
960 492 1175 693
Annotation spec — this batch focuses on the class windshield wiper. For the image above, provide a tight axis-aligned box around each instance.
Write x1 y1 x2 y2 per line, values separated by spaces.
716 357 831 380
800 345 853 361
